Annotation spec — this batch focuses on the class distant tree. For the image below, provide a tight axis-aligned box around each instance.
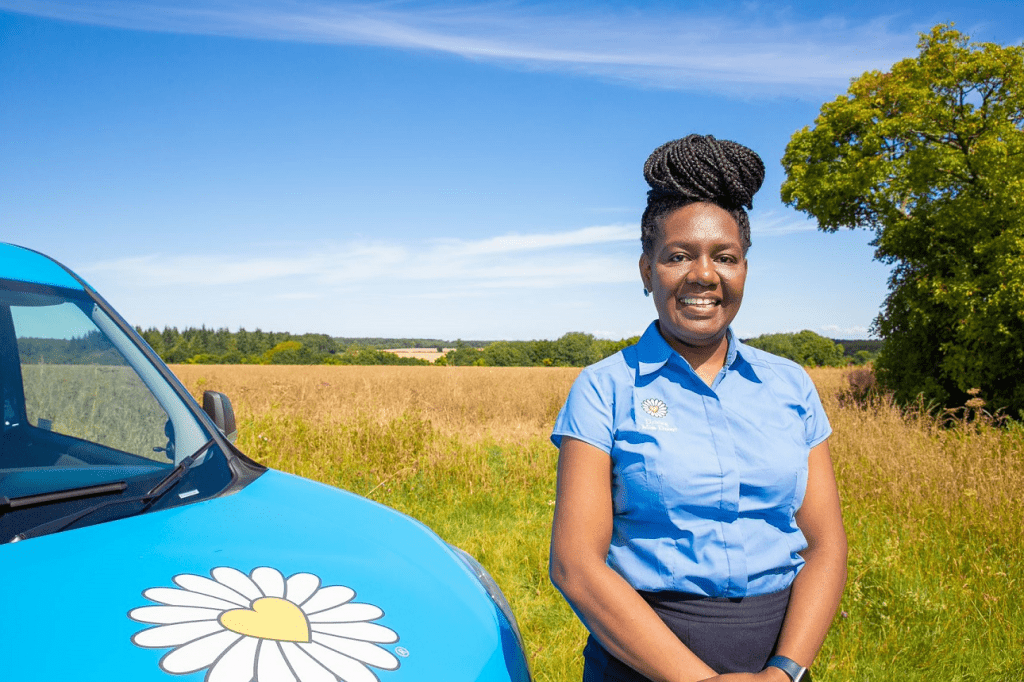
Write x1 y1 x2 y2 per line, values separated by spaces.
745 331 846 367
551 332 602 367
852 350 875 366
595 336 641 359
299 333 337 355
161 326 181 350
263 341 318 365
444 342 485 366
138 327 164 354
833 339 884 358
482 341 533 367
781 25 1024 415
235 328 253 355
526 339 556 366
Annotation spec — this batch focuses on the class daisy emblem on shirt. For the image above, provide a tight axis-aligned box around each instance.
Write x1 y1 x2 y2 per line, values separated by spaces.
638 397 676 432
641 398 668 418
129 566 400 682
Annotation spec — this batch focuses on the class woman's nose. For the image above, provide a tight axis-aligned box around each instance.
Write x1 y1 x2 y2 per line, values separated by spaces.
686 256 718 285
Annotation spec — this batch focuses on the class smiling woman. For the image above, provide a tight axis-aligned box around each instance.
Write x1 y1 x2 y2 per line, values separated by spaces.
548 135 848 682
639 203 747 384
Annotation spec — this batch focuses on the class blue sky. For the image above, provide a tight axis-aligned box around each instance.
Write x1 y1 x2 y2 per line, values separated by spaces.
2 1 1022 341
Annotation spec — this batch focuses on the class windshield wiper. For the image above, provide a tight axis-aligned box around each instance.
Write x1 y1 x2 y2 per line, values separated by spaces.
0 481 128 517
146 438 215 499
7 439 215 543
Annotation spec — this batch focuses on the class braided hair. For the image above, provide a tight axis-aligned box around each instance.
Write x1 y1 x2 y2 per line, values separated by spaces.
641 134 765 256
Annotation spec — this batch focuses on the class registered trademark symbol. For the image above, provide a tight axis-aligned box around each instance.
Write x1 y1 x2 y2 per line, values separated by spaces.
395 646 410 658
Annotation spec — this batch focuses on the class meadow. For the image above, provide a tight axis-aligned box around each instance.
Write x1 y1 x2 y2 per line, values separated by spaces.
171 364 1024 681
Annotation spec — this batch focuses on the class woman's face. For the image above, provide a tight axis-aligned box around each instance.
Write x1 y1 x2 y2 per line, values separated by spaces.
639 202 747 357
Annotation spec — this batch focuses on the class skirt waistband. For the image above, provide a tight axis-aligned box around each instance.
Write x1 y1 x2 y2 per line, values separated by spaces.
638 584 792 624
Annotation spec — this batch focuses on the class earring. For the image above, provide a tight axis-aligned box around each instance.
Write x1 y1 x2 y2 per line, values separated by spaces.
643 288 650 297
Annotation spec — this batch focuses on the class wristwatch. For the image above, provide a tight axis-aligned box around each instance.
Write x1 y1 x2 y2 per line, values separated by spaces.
765 655 811 681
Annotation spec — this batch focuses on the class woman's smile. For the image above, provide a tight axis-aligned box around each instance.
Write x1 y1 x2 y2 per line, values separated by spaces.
679 296 719 308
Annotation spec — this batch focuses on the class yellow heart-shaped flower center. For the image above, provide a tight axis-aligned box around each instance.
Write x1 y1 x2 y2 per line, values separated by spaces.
219 597 311 642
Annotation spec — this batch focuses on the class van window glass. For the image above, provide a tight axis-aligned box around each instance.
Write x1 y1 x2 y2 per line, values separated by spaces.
11 302 172 462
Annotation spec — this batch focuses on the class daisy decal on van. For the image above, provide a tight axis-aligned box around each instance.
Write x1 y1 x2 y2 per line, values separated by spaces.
130 566 400 682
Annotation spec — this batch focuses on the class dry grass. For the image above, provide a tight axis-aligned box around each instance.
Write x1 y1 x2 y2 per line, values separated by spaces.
171 364 578 441
169 364 1024 681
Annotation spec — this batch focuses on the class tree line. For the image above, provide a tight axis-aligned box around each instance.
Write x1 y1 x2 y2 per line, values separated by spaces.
744 332 878 367
135 327 440 366
134 326 640 367
130 325 873 369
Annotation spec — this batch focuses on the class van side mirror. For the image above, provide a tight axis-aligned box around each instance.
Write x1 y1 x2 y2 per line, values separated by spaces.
202 391 238 443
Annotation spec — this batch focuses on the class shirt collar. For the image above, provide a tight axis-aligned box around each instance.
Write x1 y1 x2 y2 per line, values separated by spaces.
636 321 742 377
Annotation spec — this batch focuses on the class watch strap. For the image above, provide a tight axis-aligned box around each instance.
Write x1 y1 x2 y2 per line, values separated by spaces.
766 655 810 682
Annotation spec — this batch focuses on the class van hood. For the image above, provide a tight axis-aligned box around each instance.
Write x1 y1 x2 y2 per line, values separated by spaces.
0 471 517 682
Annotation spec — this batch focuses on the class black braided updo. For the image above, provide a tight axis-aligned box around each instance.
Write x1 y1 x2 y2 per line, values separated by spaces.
641 134 765 256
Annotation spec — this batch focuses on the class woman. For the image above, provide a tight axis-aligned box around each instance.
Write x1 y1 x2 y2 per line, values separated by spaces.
549 135 847 682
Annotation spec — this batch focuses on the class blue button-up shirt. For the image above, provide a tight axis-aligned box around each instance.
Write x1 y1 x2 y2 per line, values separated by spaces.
551 322 831 597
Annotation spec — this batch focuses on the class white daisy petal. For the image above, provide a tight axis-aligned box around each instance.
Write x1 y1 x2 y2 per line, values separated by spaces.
133 621 224 648
251 566 286 598
280 642 336 682
311 622 399 643
161 630 242 674
285 572 321 607
143 587 241 611
308 603 384 624
300 585 355 615
129 605 224 625
256 641 297 682
299 642 382 682
174 574 251 607
312 632 400 670
211 567 263 602
207 635 258 682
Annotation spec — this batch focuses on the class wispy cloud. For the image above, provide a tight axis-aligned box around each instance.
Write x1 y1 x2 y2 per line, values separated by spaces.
83 213 821 294
437 224 636 257
750 210 819 237
83 224 640 292
3 0 919 96
820 324 874 338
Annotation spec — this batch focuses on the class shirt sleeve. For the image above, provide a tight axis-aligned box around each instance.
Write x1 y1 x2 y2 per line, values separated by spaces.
550 367 615 453
802 371 832 448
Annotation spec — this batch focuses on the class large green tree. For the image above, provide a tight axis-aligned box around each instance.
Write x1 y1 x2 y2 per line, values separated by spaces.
781 25 1024 416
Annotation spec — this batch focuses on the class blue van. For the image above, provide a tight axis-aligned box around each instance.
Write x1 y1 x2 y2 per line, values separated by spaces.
0 243 531 682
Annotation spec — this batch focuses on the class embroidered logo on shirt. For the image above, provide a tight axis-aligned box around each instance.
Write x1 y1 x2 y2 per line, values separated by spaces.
640 398 668 418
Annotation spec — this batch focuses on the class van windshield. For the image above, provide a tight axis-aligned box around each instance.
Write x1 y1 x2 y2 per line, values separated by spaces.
0 280 231 541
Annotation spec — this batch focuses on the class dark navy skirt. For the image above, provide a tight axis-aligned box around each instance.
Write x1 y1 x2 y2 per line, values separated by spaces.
582 585 792 681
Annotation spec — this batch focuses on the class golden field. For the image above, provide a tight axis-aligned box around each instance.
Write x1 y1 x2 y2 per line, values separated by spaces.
171 364 1024 681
